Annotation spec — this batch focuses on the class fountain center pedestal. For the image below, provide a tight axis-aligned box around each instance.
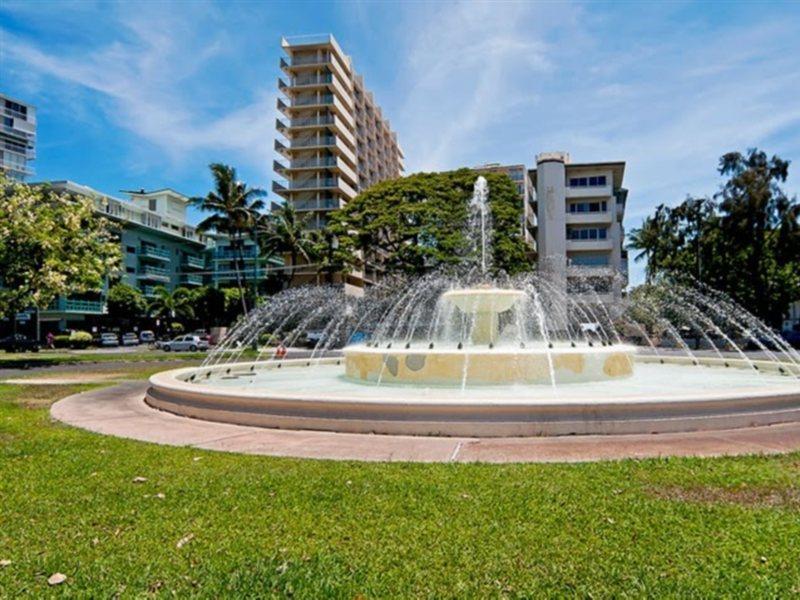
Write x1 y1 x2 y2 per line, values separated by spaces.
441 288 525 345
343 287 637 387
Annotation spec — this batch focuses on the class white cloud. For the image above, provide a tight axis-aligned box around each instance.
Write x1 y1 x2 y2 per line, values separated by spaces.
394 1 567 172
1 7 276 169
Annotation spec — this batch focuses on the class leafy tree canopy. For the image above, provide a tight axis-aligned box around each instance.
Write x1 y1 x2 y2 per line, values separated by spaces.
0 178 120 319
628 149 799 327
326 169 533 277
106 283 147 321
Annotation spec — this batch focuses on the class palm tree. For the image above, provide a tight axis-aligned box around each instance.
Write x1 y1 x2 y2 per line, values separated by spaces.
192 163 265 313
627 204 673 282
259 203 317 287
148 286 195 336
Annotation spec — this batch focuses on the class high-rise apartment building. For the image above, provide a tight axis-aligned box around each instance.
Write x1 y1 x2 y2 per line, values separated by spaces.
0 93 36 181
529 152 628 303
473 163 537 252
273 34 404 291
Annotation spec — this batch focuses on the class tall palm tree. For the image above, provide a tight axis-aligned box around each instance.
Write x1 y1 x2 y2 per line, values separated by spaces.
148 286 195 336
259 203 317 287
627 204 672 283
192 163 265 313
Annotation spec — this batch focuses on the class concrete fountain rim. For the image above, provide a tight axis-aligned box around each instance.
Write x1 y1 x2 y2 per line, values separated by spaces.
147 355 800 408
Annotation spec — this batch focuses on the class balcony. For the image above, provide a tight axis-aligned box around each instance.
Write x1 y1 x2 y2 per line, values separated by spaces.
139 245 171 261
138 265 170 281
180 273 204 286
565 239 614 252
566 211 613 225
45 298 106 314
290 135 337 148
140 285 159 298
214 248 257 260
183 255 205 269
286 73 334 88
291 94 335 108
292 198 342 211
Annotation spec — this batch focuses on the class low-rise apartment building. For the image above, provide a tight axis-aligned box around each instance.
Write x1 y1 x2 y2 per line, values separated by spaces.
529 152 628 303
0 93 36 181
273 34 404 293
37 182 210 330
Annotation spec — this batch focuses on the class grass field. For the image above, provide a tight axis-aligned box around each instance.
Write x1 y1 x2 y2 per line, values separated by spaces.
0 350 209 370
1 377 799 597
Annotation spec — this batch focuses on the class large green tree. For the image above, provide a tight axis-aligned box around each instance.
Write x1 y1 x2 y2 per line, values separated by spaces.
0 178 120 320
192 164 265 312
326 169 532 277
106 282 147 322
628 149 799 327
190 286 227 328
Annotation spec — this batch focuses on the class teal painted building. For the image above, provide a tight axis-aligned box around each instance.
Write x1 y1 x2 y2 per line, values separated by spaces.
38 182 210 332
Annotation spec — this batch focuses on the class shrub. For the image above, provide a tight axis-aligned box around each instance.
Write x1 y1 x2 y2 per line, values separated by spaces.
258 332 280 347
68 330 93 349
53 335 71 348
170 322 184 334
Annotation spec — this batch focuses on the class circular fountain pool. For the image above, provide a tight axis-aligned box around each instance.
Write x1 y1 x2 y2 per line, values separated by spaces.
147 355 800 436
146 177 800 439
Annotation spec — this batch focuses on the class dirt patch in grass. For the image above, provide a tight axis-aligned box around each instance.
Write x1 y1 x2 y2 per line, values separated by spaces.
649 485 800 509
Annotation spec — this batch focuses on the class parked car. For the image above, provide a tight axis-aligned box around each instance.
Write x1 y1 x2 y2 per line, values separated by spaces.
0 334 40 353
139 330 156 344
121 333 139 346
160 334 209 352
100 332 119 347
191 329 211 343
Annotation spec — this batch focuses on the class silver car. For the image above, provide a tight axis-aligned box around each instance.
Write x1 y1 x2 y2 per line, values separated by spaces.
161 334 209 352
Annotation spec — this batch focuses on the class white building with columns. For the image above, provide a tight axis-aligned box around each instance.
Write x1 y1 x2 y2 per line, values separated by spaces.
529 152 628 302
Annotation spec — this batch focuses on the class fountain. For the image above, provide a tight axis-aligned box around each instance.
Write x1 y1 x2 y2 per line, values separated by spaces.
146 177 800 437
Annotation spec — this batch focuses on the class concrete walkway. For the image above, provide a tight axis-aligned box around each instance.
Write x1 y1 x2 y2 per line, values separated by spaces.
50 382 800 463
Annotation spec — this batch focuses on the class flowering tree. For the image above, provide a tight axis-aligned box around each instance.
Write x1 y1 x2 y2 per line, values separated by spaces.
0 177 120 320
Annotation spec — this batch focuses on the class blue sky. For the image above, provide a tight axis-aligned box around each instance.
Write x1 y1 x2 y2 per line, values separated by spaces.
2 0 799 285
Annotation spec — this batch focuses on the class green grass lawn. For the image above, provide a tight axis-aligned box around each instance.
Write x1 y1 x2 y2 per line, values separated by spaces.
0 350 210 369
1 380 799 597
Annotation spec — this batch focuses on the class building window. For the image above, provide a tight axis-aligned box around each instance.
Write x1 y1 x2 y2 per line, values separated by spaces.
569 175 607 187
148 199 157 211
126 246 136 254
567 227 608 240
570 254 609 266
126 267 135 274
568 201 608 213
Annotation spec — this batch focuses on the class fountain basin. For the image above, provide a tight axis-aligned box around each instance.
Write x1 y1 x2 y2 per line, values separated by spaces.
145 356 800 437
344 344 636 385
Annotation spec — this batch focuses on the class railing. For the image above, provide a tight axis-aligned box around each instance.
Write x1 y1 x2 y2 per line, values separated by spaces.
180 274 204 286
285 178 339 190
1 124 35 138
139 265 170 279
291 94 334 107
281 115 335 128
290 135 337 148
45 298 106 314
214 249 257 259
140 245 171 260
283 34 334 47
290 73 333 87
140 286 158 297
287 52 331 66
293 198 340 211
183 255 205 269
